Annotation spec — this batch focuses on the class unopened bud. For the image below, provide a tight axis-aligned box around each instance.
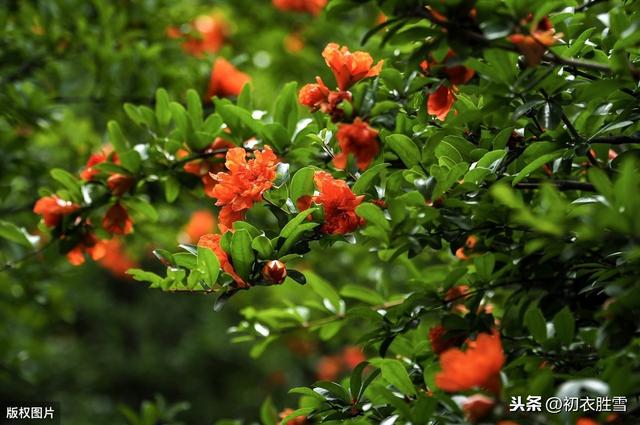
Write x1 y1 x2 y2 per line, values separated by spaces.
262 260 287 284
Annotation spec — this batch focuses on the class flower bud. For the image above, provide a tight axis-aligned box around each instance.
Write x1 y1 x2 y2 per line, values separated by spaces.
262 260 287 284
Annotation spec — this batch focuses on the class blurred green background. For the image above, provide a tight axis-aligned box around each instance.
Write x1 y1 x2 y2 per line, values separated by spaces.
0 0 392 423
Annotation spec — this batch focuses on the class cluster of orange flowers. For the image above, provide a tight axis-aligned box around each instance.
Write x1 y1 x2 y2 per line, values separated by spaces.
297 171 365 235
178 138 236 197
422 8 558 122
315 345 367 381
33 147 137 268
299 44 382 171
424 280 508 423
210 146 279 232
168 13 250 100
421 50 476 121
509 15 559 67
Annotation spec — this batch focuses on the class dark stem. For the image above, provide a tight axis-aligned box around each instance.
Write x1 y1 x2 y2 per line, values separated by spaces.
590 135 640 145
575 0 609 12
0 241 53 273
514 179 596 192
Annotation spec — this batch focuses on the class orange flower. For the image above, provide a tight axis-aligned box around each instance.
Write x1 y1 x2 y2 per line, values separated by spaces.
509 16 557 67
463 394 495 423
98 238 138 278
427 84 455 121
278 408 308 425
176 14 227 57
576 419 599 425
456 235 478 260
272 0 327 16
498 421 520 425
316 355 342 381
298 77 352 121
445 285 471 314
333 118 379 171
322 43 383 91
107 173 135 196
341 345 366 369
33 195 80 228
66 233 107 266
299 76 331 109
207 58 251 99
103 203 133 235
80 148 117 181
198 233 247 287
284 32 305 53
429 325 465 355
312 171 365 235
183 210 217 243
435 332 505 394
421 50 475 85
181 138 236 196
210 146 278 232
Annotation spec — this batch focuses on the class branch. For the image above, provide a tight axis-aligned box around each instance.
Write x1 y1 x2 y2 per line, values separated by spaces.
575 0 609 12
0 241 53 273
590 135 640 145
514 179 596 191
417 9 640 80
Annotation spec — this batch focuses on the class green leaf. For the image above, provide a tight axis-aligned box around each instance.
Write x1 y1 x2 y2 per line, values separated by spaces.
127 268 164 286
0 220 38 247
153 249 175 267
173 252 197 269
107 121 128 154
164 176 180 203
251 235 274 260
306 271 342 313
355 203 390 231
288 387 326 401
537 102 563 130
237 83 253 109
588 168 613 199
474 253 495 281
512 150 564 185
553 306 575 347
340 284 385 305
124 104 145 126
122 197 158 222
273 81 299 136
186 89 203 130
290 166 316 203
386 134 420 168
352 163 389 195
280 208 317 239
50 168 81 197
119 150 142 173
259 397 277 425
524 306 547 344
197 245 220 287
278 408 314 425
230 229 254 281
217 104 263 135
313 381 351 403
155 88 171 128
277 222 318 257
350 361 370 402
369 358 416 396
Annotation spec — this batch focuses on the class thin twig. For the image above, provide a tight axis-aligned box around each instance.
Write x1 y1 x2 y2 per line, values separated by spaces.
0 241 53 273
575 0 609 12
514 179 596 191
590 135 640 145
